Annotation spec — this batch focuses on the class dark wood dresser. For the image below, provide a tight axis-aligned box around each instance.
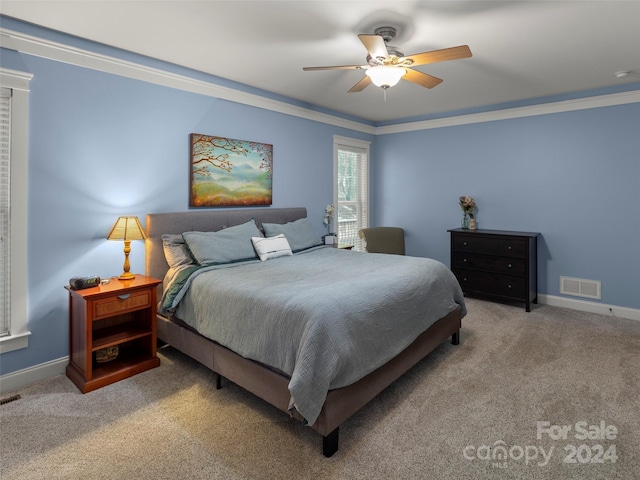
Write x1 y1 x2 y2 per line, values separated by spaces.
448 228 540 311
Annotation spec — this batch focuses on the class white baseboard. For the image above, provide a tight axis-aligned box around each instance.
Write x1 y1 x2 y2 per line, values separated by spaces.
0 356 68 395
539 294 640 321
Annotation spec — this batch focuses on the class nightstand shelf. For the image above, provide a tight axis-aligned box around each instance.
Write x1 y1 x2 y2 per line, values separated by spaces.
90 348 159 380
92 324 153 351
65 275 162 393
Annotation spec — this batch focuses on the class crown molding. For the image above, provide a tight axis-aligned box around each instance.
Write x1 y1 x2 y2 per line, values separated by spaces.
375 90 640 135
1 26 638 137
0 27 376 135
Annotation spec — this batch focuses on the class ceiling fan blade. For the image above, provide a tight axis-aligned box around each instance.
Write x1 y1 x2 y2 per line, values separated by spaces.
403 45 472 67
403 68 443 89
348 76 372 93
358 34 389 61
303 64 365 71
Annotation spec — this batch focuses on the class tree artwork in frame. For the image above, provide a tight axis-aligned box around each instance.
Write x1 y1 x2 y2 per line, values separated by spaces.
189 133 273 207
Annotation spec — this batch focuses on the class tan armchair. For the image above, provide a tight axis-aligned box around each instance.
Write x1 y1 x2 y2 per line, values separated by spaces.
358 227 405 255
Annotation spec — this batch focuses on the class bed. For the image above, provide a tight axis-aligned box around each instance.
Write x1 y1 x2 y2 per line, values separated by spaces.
145 207 465 456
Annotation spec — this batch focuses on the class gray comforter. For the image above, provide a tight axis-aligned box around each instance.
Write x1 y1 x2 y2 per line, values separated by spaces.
161 246 466 426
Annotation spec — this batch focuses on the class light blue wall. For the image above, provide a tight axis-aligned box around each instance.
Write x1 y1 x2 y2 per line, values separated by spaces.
0 22 373 375
1 17 639 377
373 104 640 309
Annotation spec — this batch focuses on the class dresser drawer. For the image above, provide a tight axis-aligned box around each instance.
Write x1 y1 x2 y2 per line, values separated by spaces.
452 234 526 258
449 228 540 311
92 289 152 320
452 268 526 299
452 252 527 276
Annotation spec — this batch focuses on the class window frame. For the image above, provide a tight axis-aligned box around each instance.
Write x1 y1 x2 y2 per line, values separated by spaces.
333 135 370 251
0 68 32 354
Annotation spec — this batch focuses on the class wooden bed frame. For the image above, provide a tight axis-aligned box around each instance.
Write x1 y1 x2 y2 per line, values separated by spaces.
145 208 462 456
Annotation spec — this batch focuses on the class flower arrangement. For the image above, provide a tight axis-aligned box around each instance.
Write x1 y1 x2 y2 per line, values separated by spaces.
459 196 477 229
323 204 335 233
459 196 476 219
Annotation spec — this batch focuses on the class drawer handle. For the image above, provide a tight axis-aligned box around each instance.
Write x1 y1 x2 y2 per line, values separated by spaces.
463 242 468 246
508 263 512 268
463 277 468 282
117 294 131 300
508 284 512 289
508 246 512 250
463 258 468 263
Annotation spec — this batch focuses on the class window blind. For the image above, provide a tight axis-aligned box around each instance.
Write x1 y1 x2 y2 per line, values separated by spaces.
336 143 368 251
0 87 11 337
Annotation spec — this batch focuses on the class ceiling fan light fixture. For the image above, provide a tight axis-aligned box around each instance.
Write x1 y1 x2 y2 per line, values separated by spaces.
366 65 406 88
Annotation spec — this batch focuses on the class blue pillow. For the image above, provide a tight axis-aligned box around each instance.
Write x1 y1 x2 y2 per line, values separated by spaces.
182 219 262 265
262 217 322 252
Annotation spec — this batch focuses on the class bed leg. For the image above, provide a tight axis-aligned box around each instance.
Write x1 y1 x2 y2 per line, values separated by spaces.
215 373 222 390
323 427 339 457
452 330 460 345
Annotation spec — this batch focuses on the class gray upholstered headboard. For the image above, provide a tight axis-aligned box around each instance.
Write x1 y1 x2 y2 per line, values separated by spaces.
145 208 308 290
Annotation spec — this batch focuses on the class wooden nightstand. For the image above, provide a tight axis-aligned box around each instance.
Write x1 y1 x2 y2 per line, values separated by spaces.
65 275 162 393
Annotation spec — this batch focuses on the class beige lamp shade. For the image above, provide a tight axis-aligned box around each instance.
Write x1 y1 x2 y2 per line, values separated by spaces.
107 216 147 241
107 216 147 280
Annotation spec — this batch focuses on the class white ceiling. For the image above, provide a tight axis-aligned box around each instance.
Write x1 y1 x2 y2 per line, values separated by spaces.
2 1 640 123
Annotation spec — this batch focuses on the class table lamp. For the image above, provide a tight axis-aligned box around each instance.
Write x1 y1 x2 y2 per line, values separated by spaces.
107 216 147 280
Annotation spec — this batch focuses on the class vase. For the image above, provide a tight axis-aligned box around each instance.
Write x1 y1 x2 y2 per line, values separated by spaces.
469 216 477 230
461 213 469 229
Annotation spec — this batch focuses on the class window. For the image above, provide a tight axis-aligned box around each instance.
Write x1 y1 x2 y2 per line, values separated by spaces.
333 136 370 251
1 88 10 337
0 68 32 353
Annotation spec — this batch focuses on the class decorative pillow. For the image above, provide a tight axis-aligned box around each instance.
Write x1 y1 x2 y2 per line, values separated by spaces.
251 234 293 261
182 219 262 266
262 217 322 252
162 234 196 269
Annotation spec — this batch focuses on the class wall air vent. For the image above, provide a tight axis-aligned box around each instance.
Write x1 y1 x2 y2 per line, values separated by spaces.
560 276 601 300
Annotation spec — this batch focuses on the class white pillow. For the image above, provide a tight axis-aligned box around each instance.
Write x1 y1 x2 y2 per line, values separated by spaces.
251 234 293 262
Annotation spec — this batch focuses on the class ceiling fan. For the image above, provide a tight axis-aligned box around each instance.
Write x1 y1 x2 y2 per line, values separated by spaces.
303 26 472 93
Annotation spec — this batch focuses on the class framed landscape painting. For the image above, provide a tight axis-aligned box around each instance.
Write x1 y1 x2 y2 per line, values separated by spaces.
189 133 273 207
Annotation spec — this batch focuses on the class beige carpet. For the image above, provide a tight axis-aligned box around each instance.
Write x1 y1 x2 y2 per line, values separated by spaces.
1 298 639 480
